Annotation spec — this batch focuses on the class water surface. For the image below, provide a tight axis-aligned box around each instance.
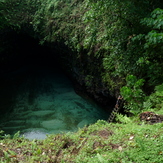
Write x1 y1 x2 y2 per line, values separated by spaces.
0 64 108 139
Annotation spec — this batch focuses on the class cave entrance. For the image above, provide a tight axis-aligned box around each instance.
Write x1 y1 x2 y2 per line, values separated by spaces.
0 33 109 139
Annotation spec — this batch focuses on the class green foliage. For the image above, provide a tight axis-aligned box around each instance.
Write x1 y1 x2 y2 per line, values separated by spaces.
143 83 163 112
115 113 132 124
131 8 163 86
1 120 163 162
0 130 11 139
1 3 163 162
142 8 163 30
1 0 163 96
0 0 11 30
120 75 145 114
0 0 163 120
0 130 4 139
13 131 20 139
85 75 94 87
117 8 163 114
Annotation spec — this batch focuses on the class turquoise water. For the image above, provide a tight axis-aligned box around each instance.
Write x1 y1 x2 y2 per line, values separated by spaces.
0 64 108 140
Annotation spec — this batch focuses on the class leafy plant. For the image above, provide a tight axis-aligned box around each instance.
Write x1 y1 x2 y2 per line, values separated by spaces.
120 75 145 114
115 113 132 124
0 130 4 139
13 131 20 139
143 83 163 112
132 8 163 86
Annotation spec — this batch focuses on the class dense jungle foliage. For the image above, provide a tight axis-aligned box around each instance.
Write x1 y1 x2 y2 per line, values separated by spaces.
0 0 163 115
0 1 163 162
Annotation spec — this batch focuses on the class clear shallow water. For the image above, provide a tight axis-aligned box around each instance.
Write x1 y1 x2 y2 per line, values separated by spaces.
0 64 108 140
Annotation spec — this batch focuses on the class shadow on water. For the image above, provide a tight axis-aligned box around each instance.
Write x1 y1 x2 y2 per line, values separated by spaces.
0 61 109 140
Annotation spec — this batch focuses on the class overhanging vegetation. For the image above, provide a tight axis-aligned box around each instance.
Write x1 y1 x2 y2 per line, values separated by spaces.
0 0 163 114
0 1 163 161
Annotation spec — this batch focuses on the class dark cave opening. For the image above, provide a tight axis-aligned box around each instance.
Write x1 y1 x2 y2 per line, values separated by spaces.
0 32 60 73
0 32 110 139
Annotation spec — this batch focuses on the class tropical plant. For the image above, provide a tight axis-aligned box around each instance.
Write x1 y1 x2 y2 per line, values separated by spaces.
132 8 163 86
143 83 163 112
120 75 145 114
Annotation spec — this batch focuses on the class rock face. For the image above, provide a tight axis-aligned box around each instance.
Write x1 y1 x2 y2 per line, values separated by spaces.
139 112 163 124
71 73 117 114
58 48 117 111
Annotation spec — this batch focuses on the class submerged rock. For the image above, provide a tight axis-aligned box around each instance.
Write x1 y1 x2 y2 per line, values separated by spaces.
77 120 89 128
41 119 66 130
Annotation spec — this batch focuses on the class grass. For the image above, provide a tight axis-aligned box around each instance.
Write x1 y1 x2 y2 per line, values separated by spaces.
1 116 163 163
